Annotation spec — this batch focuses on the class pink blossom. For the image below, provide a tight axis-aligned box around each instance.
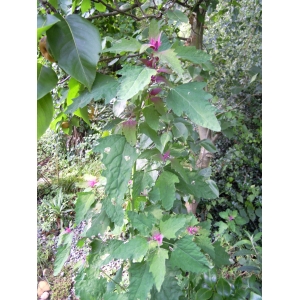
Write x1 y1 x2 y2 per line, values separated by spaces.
228 215 234 221
65 227 72 233
87 179 97 187
150 88 162 96
161 150 170 162
149 33 162 51
128 180 133 185
187 226 198 235
152 232 163 245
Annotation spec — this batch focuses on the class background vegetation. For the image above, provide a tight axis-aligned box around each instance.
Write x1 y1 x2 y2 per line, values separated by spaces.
36 0 262 299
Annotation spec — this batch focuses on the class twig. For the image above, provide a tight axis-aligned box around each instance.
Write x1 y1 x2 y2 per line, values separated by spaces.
100 269 127 292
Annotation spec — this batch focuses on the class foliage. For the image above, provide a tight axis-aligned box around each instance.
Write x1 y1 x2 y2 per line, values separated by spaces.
37 0 262 299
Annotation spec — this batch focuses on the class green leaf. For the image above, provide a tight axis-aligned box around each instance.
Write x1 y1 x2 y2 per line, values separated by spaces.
155 49 184 77
170 159 189 183
149 19 160 39
116 65 157 102
81 0 91 12
103 37 141 54
94 2 106 12
143 105 160 131
155 171 179 210
172 122 189 141
196 288 213 300
47 14 101 91
49 0 58 9
122 120 137 146
37 93 53 139
170 235 210 273
211 293 223 300
75 192 95 226
103 293 128 300
166 82 221 131
139 122 163 152
113 236 149 260
133 171 154 199
128 262 154 300
75 268 107 299
159 215 186 239
88 239 123 268
195 235 215 259
203 268 218 288
176 172 219 199
150 270 183 299
106 265 123 294
37 14 60 39
85 210 110 237
249 291 262 300
216 278 231 297
148 248 169 291
54 232 73 276
66 73 118 113
173 45 211 65
93 135 138 226
166 9 189 23
214 241 231 268
37 63 58 100
127 211 156 236
199 139 217 153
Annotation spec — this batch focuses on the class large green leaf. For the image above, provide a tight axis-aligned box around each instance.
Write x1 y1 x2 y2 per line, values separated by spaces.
93 135 138 225
155 171 179 210
85 210 110 238
214 241 231 267
128 262 154 300
143 105 160 131
176 172 219 199
53 232 73 276
196 288 213 300
103 37 141 54
75 268 107 300
75 192 95 226
37 93 53 139
166 10 189 23
170 235 210 273
173 45 211 65
37 14 60 39
132 171 154 199
113 236 149 260
116 65 157 102
159 215 186 239
216 278 231 297
127 211 156 236
150 261 183 300
37 63 58 100
195 235 215 259
66 73 118 113
166 82 221 131
148 248 169 292
155 49 183 77
47 14 101 91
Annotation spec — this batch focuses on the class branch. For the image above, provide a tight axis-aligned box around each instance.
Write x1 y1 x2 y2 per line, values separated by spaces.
88 1 161 20
98 53 141 63
39 0 58 13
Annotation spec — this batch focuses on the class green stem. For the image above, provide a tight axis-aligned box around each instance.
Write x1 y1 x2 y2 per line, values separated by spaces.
100 269 127 292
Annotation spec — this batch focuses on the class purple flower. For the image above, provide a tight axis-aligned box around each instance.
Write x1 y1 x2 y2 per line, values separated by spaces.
128 180 133 185
149 33 162 51
228 215 234 221
187 226 198 235
152 232 163 245
161 150 170 162
65 227 72 233
87 179 97 187
149 88 162 96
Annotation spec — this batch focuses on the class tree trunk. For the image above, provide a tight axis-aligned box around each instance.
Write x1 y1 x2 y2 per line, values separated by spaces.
185 5 220 215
